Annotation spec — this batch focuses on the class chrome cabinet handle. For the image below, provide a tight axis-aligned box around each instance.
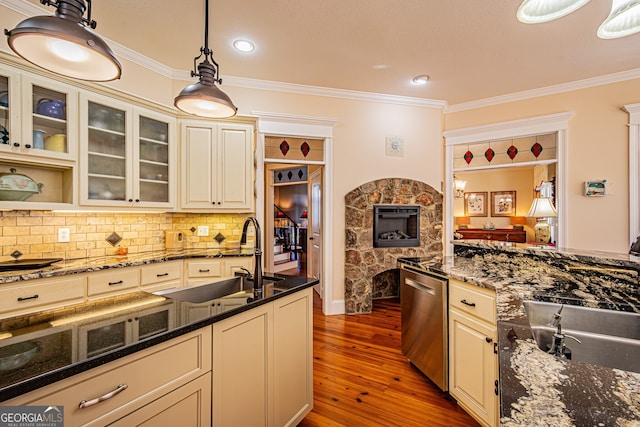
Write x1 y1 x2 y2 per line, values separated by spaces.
17 294 39 302
108 280 124 286
460 299 476 307
79 384 128 409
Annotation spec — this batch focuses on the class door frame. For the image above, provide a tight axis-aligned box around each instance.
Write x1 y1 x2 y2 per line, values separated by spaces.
254 112 341 315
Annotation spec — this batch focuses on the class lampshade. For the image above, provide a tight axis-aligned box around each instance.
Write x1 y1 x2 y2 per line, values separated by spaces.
597 0 640 39
453 175 467 198
300 210 308 219
174 0 237 118
510 216 527 225
455 216 471 225
517 0 592 23
276 210 286 218
527 197 557 218
5 0 121 81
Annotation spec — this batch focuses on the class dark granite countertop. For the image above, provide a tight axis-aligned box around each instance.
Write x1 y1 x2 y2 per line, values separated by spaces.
0 249 254 284
399 241 640 427
0 269 317 402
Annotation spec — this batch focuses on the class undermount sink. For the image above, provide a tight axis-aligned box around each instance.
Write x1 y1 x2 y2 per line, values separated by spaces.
523 300 640 373
0 258 62 271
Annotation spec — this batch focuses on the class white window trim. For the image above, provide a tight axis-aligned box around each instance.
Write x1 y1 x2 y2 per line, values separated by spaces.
443 112 573 256
624 103 640 246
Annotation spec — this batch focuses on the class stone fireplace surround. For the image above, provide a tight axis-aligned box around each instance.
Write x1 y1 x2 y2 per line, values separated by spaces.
344 178 443 314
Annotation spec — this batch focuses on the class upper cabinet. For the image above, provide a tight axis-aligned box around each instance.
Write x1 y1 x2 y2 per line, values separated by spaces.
79 93 177 210
181 120 254 212
0 71 77 163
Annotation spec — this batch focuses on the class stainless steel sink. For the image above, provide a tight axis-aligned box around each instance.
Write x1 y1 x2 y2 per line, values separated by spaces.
523 300 640 373
153 276 288 303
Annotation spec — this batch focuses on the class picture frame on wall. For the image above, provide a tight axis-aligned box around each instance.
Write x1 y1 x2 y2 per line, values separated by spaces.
464 192 488 217
491 191 516 217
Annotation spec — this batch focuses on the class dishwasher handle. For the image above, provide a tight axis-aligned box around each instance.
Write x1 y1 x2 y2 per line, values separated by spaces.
404 278 436 296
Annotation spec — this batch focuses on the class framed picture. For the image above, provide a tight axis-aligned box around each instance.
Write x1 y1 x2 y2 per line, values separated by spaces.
464 192 487 217
491 191 516 217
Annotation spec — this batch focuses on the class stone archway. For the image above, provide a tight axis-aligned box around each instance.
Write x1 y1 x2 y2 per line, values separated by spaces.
344 178 443 314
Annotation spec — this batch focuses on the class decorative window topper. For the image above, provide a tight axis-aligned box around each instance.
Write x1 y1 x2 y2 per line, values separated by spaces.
530 142 543 158
507 145 519 160
464 150 474 164
484 148 495 162
279 140 290 156
300 141 310 157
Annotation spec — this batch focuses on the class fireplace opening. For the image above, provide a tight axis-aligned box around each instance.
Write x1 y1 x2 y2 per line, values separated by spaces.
373 205 420 248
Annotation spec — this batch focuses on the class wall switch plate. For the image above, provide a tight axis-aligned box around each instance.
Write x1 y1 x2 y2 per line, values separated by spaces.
58 228 70 243
197 226 209 236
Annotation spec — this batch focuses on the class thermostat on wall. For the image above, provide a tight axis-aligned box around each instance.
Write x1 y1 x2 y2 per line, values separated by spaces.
385 136 404 157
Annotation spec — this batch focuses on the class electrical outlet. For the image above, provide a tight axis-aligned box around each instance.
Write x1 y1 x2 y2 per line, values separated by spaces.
197 226 209 236
58 228 70 243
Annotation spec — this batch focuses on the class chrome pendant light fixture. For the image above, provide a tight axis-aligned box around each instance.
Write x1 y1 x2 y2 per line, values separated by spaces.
517 0 592 23
174 0 237 118
5 0 121 81
597 0 640 39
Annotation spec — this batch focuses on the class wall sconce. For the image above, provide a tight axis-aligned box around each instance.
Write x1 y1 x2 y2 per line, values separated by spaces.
526 197 557 243
453 175 467 198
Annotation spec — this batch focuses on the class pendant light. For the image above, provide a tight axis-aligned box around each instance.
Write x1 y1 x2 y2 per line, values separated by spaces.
4 0 121 81
517 0 592 23
174 0 237 118
597 0 640 39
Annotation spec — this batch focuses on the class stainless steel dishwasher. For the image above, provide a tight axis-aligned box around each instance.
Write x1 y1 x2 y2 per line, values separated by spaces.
400 266 448 391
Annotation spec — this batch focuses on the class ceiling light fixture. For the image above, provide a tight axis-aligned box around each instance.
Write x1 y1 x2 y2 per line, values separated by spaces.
597 0 640 39
412 75 430 85
233 39 255 52
516 0 591 23
4 0 121 81
174 0 237 118
517 0 640 39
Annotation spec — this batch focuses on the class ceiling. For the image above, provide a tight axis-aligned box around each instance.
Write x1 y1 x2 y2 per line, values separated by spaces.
18 0 640 107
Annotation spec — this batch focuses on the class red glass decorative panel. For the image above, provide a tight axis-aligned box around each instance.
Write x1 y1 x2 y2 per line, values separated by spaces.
484 148 495 162
464 150 474 164
531 142 543 158
280 140 290 156
507 145 518 160
300 141 310 157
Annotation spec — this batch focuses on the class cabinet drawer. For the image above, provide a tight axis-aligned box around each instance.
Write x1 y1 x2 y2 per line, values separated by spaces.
141 261 182 286
0 276 86 317
186 260 222 278
87 268 139 298
449 280 496 324
6 326 212 426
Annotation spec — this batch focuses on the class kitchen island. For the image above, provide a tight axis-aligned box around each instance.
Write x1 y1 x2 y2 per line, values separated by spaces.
0 250 317 426
400 241 639 427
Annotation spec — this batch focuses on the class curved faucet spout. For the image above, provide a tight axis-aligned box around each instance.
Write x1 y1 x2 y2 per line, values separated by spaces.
241 217 263 291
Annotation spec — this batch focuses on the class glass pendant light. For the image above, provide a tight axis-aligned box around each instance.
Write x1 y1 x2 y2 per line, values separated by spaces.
597 0 640 39
5 0 121 81
174 0 237 118
517 0 592 23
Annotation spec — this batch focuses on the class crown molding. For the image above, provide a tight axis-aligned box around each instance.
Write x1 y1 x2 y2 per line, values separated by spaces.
447 68 640 113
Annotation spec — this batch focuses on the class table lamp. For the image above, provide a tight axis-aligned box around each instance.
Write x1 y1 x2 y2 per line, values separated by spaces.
455 216 471 229
510 216 526 230
526 198 557 243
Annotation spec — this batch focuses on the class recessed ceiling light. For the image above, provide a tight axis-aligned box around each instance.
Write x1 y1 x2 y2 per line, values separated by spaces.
411 75 430 85
233 39 255 52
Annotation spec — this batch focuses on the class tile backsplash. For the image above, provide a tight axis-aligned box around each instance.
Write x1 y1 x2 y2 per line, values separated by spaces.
0 211 251 260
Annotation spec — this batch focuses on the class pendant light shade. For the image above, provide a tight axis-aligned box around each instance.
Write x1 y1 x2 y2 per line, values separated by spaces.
5 0 121 81
597 0 640 39
174 0 237 118
517 0 592 23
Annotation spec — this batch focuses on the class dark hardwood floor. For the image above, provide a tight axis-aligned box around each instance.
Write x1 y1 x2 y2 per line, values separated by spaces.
298 294 479 427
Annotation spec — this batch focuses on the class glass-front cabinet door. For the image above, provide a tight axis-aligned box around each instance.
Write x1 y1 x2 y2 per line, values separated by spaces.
0 70 19 149
80 93 175 209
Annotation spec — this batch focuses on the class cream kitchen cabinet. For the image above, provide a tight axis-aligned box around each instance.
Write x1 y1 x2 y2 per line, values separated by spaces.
184 259 224 285
180 120 254 211
448 279 499 427
79 93 177 210
140 260 183 292
212 287 313 427
4 327 211 427
87 266 140 299
223 256 253 277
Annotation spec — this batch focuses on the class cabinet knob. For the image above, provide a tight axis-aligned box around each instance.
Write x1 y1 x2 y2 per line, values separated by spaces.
135 199 140 203
128 198 133 202
485 337 493 343
25 144 31 149
13 142 19 147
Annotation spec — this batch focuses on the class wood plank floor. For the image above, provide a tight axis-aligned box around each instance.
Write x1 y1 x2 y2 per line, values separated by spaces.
297 293 480 427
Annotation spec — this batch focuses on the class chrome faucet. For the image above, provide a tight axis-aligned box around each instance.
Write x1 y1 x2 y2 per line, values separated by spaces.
240 217 263 292
547 323 581 359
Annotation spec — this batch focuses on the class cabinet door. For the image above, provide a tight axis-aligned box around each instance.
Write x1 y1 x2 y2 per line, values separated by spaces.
133 110 176 208
449 308 498 427
181 123 215 209
0 68 21 150
273 288 314 426
80 93 133 207
108 372 211 427
212 303 271 427
18 75 78 161
215 123 254 210
0 276 85 318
